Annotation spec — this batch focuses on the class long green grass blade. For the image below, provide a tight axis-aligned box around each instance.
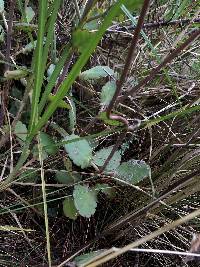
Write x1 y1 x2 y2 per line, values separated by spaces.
29 0 48 133
38 45 72 114
29 0 127 139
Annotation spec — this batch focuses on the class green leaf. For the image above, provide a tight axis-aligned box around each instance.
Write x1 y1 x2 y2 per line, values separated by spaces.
0 0 4 13
14 121 27 141
47 64 55 80
73 184 97 218
94 183 116 199
64 134 93 169
100 81 116 106
19 169 38 183
32 145 48 161
74 250 107 266
25 6 35 23
79 66 116 81
123 0 144 12
116 159 150 184
48 94 71 109
55 170 81 185
72 29 96 53
98 112 123 126
93 146 121 172
68 97 76 132
0 25 4 42
4 69 29 80
63 197 78 220
40 132 58 155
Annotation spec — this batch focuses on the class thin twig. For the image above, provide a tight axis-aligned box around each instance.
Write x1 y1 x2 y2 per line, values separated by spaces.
106 0 151 116
117 29 200 103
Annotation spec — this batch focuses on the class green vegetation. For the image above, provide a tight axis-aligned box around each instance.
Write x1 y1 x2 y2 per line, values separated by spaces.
0 0 200 266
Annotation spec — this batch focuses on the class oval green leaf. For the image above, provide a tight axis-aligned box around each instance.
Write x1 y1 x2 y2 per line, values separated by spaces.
73 184 97 218
63 197 78 220
64 134 92 169
116 159 150 184
93 146 121 172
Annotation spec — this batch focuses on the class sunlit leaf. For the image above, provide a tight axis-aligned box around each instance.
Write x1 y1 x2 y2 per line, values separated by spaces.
73 184 97 218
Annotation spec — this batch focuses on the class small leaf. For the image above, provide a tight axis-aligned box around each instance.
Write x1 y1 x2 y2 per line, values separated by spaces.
101 81 116 106
47 64 55 80
116 159 150 184
14 121 27 141
0 0 4 13
68 97 76 132
25 6 35 23
32 144 48 161
55 170 81 185
0 25 5 42
48 94 71 109
93 146 121 172
63 197 78 220
64 134 92 169
74 250 107 266
73 184 97 218
94 183 116 199
79 66 116 81
4 69 29 80
40 132 58 155
98 112 123 126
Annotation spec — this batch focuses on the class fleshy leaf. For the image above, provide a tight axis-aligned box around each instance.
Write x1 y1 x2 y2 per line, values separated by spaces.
93 146 121 172
63 197 78 220
100 81 116 106
116 159 150 184
25 6 35 23
73 184 97 218
79 66 116 81
14 121 27 141
64 134 92 169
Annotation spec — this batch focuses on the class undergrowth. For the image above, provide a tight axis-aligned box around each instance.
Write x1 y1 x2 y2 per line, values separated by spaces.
0 0 200 266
